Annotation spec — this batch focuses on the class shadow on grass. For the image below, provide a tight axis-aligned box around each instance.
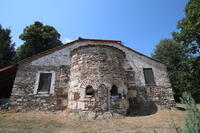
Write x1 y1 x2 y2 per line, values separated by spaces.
127 101 158 117
176 106 186 111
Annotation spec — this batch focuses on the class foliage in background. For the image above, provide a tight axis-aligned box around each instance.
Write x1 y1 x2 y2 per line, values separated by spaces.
172 0 200 101
151 39 188 70
0 25 15 69
182 57 200 101
172 0 200 55
16 21 62 60
174 92 200 133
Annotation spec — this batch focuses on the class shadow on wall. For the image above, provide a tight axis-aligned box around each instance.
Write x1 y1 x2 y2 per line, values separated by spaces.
127 100 158 116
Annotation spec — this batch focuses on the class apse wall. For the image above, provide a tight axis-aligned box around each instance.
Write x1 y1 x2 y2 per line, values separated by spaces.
68 45 128 114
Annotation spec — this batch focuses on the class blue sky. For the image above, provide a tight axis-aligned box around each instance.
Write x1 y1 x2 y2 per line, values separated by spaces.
1 0 187 56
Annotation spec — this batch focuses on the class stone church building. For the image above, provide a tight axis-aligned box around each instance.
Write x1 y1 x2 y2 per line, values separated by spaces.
8 38 175 119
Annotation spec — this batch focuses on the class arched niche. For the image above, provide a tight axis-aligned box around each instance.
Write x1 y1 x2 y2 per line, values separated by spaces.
85 85 94 96
80 79 111 90
110 85 118 96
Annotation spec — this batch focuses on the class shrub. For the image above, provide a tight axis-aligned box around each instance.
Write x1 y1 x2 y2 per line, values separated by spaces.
174 92 200 133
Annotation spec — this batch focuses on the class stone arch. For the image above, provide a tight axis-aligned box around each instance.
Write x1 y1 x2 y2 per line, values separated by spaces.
110 79 126 93
80 78 111 90
70 45 126 58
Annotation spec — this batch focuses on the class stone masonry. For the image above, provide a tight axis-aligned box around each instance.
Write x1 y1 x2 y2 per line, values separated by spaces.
10 38 175 119
68 45 128 118
10 64 69 111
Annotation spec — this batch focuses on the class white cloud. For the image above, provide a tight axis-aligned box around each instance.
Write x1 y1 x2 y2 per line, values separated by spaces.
62 38 72 44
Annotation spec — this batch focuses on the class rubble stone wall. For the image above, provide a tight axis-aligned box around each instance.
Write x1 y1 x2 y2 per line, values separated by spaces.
128 86 175 109
10 64 70 111
68 45 128 115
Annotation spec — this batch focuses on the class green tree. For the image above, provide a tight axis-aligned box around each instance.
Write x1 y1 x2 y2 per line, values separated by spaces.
172 0 200 102
151 39 188 100
172 0 200 54
0 25 15 69
151 39 188 70
182 57 200 101
16 21 62 60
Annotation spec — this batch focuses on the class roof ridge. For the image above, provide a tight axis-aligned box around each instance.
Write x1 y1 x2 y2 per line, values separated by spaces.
78 37 122 44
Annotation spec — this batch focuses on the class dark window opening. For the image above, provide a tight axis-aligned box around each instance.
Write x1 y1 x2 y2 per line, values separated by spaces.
85 85 94 96
143 68 156 86
38 73 52 93
111 85 118 96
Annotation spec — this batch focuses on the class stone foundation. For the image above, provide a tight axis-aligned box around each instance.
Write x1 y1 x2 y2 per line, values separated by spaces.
69 111 125 120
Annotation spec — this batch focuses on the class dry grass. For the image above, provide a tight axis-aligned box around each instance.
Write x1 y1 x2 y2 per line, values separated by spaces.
0 104 199 133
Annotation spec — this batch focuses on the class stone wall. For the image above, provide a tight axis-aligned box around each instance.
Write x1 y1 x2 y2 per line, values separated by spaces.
10 64 70 111
128 86 175 109
68 45 128 115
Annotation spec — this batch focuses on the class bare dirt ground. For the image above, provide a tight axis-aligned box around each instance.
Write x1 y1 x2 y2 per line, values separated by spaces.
0 104 199 133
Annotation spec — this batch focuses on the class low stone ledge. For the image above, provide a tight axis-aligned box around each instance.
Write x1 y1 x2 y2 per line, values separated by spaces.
68 111 125 120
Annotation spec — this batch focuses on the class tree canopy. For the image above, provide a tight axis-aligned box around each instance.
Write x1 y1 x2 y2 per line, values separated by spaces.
172 0 200 54
16 21 62 60
172 0 200 101
151 39 188 71
0 25 15 69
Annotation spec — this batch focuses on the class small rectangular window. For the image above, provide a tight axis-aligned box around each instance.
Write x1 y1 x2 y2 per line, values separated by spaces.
38 73 52 94
143 68 156 86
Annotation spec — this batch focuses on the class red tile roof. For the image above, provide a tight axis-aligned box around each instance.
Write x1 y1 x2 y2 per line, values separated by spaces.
78 37 122 44
0 64 17 72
